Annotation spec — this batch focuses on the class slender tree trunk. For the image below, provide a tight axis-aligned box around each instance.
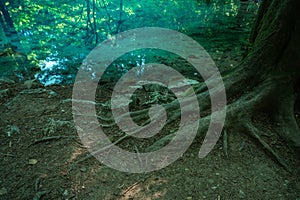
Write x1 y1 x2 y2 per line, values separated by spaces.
92 0 98 44
0 1 20 49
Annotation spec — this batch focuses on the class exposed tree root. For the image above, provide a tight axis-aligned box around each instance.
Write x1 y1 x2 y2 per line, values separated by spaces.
224 81 295 172
27 136 76 148
243 122 291 172
70 0 300 173
270 86 300 149
73 78 298 173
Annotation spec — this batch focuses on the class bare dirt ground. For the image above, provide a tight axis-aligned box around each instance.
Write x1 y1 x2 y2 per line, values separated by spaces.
1 63 300 200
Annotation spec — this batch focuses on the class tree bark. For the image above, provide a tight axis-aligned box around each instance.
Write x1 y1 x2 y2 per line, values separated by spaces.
226 0 300 148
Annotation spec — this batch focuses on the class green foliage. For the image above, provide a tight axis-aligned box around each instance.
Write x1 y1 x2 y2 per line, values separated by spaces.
7 0 252 59
3 0 258 83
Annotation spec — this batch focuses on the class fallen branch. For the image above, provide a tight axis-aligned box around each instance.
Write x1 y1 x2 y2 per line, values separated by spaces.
2 153 14 157
223 130 228 158
120 175 151 196
27 136 76 148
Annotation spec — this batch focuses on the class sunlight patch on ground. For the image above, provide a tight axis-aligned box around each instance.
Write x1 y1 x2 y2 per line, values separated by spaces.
120 178 167 199
67 145 86 163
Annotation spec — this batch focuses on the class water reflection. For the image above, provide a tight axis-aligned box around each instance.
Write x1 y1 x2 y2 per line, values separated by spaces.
36 57 74 85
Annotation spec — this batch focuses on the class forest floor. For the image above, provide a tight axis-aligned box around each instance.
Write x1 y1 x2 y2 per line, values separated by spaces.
1 39 300 200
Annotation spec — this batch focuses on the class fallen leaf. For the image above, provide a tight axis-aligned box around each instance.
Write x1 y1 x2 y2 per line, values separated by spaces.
28 159 38 165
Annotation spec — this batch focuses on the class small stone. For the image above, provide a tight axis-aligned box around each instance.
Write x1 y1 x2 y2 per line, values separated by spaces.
238 189 246 198
24 79 36 89
80 167 87 172
48 91 58 98
63 189 68 196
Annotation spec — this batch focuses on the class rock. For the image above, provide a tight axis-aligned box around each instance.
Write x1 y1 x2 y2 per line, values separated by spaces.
211 186 218 190
23 79 37 89
28 159 38 165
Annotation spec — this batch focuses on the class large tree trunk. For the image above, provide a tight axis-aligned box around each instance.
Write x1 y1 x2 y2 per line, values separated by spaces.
225 0 300 148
